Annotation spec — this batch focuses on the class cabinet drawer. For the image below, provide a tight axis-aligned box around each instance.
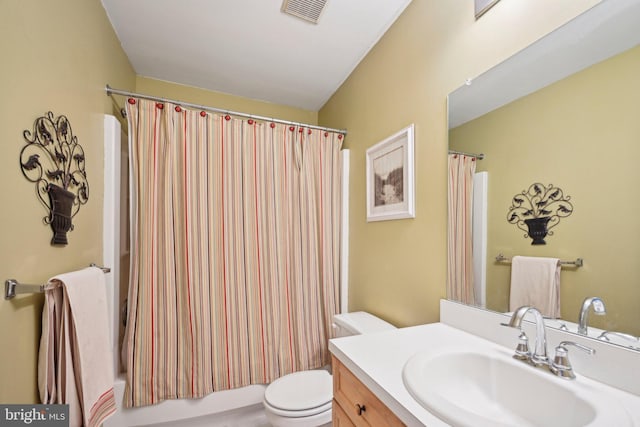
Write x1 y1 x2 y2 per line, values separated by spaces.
332 356 405 427
332 398 356 427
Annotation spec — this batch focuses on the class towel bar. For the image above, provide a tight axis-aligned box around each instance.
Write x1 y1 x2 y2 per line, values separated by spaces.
4 264 111 300
495 253 583 267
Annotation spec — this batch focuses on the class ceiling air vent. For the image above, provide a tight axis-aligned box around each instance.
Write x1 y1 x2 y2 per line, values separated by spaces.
281 0 328 24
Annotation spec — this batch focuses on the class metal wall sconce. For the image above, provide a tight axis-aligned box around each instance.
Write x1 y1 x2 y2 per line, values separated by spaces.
507 183 573 245
20 112 89 245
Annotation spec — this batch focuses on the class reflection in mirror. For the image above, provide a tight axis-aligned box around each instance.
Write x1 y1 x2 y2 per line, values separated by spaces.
447 0 640 345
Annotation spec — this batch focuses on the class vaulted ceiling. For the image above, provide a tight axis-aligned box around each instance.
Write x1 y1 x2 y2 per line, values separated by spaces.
101 0 413 111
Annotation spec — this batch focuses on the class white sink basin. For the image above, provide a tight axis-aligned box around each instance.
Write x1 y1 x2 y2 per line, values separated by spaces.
403 349 632 427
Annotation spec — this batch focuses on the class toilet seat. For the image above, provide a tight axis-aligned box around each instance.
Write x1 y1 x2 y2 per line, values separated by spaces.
264 370 333 417
263 313 396 427
263 399 332 418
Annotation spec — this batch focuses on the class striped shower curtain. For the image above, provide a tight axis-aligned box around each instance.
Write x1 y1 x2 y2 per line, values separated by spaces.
123 99 343 407
447 154 477 305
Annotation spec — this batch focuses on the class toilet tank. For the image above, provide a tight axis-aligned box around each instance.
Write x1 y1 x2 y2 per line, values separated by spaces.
332 311 396 338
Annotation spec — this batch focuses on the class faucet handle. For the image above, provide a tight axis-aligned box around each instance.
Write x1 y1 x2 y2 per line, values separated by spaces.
597 331 639 344
550 341 595 380
513 332 530 361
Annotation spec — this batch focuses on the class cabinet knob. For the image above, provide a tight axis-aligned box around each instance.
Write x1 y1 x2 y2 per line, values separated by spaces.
356 403 366 416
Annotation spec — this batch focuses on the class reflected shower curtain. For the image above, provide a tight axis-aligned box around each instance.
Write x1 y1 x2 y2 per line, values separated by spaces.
447 154 477 305
123 99 342 407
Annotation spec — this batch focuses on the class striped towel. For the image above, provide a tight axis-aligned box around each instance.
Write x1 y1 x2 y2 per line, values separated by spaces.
39 267 116 427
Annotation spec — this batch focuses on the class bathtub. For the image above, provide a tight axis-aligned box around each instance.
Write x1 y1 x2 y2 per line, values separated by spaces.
103 375 269 427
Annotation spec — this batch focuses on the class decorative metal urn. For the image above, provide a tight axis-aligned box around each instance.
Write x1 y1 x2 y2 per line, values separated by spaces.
20 112 89 245
507 183 573 245
46 183 76 245
523 217 552 245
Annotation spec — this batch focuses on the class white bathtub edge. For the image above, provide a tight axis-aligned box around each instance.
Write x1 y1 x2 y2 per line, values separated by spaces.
104 375 267 427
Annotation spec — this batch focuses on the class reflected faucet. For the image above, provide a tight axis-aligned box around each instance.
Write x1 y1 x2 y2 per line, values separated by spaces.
504 306 549 366
597 331 639 348
578 297 606 335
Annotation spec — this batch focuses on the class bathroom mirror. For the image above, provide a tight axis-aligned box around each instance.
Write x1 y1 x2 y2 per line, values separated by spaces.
447 0 640 344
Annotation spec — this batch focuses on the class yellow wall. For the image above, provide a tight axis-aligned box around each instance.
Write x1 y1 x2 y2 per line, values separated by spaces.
319 0 600 327
0 0 603 404
449 45 640 336
135 77 318 125
0 1 318 405
0 0 135 403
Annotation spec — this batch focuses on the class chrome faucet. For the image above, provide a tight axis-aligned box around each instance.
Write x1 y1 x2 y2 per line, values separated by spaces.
504 306 595 379
578 297 606 335
504 306 549 366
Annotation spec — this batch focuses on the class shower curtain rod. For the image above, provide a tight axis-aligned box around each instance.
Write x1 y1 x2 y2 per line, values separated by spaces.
105 85 347 135
448 149 485 160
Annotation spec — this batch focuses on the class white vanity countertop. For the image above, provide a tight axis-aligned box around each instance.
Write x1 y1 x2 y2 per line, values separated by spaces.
329 321 640 427
330 322 467 426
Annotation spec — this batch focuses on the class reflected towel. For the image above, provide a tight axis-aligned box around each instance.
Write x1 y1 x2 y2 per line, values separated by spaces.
509 256 561 318
39 267 116 427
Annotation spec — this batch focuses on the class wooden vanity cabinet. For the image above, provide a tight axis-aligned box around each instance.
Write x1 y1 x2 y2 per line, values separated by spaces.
332 356 405 426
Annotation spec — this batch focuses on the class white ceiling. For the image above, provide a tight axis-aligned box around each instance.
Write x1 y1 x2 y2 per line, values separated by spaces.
101 0 412 111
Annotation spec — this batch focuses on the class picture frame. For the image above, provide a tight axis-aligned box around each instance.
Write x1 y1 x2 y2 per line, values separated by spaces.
366 124 415 222
475 0 501 19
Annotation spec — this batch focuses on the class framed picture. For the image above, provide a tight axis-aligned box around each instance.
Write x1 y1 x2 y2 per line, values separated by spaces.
475 0 501 18
366 124 415 222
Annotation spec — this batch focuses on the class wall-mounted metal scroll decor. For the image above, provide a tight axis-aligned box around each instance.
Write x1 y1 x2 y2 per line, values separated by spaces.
20 112 89 246
507 183 573 245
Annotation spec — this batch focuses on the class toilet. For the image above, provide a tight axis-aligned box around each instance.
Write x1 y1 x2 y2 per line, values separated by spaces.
262 311 396 427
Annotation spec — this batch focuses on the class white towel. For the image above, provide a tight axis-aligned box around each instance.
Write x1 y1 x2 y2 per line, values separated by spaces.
509 256 561 318
39 267 116 427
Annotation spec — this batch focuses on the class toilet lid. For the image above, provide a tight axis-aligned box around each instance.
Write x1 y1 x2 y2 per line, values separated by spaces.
264 370 333 412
